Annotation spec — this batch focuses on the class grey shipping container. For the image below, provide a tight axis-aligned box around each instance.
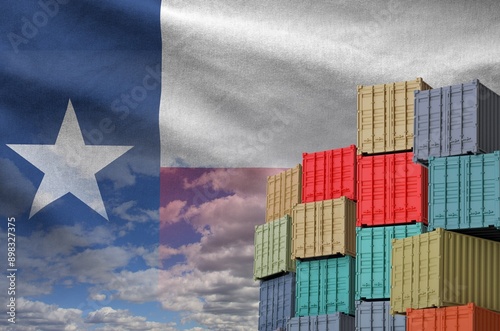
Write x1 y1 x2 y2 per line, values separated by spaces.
259 273 296 331
287 313 354 331
413 79 500 165
355 301 406 331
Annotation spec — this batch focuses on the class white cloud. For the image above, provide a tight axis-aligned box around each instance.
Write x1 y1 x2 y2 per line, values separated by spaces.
15 298 84 331
182 168 283 198
112 200 159 223
102 268 259 330
90 293 107 301
86 307 178 331
160 199 187 226
7 298 180 331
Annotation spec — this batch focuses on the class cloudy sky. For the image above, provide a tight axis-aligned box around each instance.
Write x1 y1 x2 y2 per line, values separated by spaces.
1 0 500 330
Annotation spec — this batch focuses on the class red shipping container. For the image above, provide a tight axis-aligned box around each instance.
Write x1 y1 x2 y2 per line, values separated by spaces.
302 145 357 203
357 152 427 226
407 303 500 331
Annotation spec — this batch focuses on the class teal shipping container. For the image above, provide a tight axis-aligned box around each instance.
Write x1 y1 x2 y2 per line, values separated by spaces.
254 215 295 280
355 223 427 300
429 152 500 240
295 256 355 316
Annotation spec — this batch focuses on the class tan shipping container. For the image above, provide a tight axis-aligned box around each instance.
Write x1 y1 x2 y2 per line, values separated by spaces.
391 228 500 315
266 164 302 222
292 197 356 259
357 77 432 155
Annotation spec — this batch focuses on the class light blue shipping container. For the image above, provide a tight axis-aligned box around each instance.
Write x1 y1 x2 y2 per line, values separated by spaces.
355 224 427 300
295 256 355 317
259 272 296 331
355 300 406 330
287 313 354 331
413 79 500 165
429 152 500 240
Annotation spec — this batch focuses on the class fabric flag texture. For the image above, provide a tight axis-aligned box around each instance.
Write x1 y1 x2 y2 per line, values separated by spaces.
2 0 500 330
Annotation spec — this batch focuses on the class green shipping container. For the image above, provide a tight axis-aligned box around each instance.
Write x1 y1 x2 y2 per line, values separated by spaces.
356 223 427 300
254 215 295 280
391 228 500 314
296 256 355 316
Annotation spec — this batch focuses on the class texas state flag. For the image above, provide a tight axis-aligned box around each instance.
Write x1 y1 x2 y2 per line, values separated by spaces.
0 1 341 330
2 0 497 330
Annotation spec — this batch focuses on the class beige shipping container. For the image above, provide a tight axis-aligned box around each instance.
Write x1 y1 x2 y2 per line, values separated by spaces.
265 164 302 223
391 228 500 315
357 77 432 155
292 197 356 259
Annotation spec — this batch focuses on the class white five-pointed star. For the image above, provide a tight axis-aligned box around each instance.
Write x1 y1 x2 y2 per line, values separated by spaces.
7 100 133 220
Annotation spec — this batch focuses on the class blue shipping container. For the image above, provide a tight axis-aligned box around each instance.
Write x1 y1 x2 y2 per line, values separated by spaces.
259 272 296 331
356 224 427 300
287 313 354 331
355 300 406 331
413 79 500 165
296 256 355 316
429 152 500 239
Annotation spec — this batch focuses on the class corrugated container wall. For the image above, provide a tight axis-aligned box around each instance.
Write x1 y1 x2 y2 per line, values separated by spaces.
414 79 500 165
292 197 356 260
266 165 302 222
357 78 432 155
391 228 500 314
357 152 428 226
407 303 500 331
259 272 296 331
287 313 355 331
429 152 500 240
355 300 406 331
356 223 427 300
254 216 295 280
302 145 357 202
296 256 355 316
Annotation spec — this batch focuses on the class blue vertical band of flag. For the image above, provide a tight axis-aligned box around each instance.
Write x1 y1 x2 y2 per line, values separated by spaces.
0 0 162 222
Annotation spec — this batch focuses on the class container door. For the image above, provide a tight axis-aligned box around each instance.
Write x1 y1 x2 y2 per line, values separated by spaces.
262 225 270 276
304 204 316 258
458 82 478 154
392 81 413 152
462 156 470 228
318 200 334 257
469 153 500 228
384 228 394 299
429 88 445 158
324 259 338 314
309 262 321 316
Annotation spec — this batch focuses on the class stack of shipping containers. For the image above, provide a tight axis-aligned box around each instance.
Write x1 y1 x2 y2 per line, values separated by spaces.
389 79 500 329
354 78 431 330
254 78 500 330
254 165 301 331
287 145 358 330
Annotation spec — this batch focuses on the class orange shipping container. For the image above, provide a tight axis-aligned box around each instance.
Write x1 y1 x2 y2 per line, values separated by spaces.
407 303 500 331
266 165 302 222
